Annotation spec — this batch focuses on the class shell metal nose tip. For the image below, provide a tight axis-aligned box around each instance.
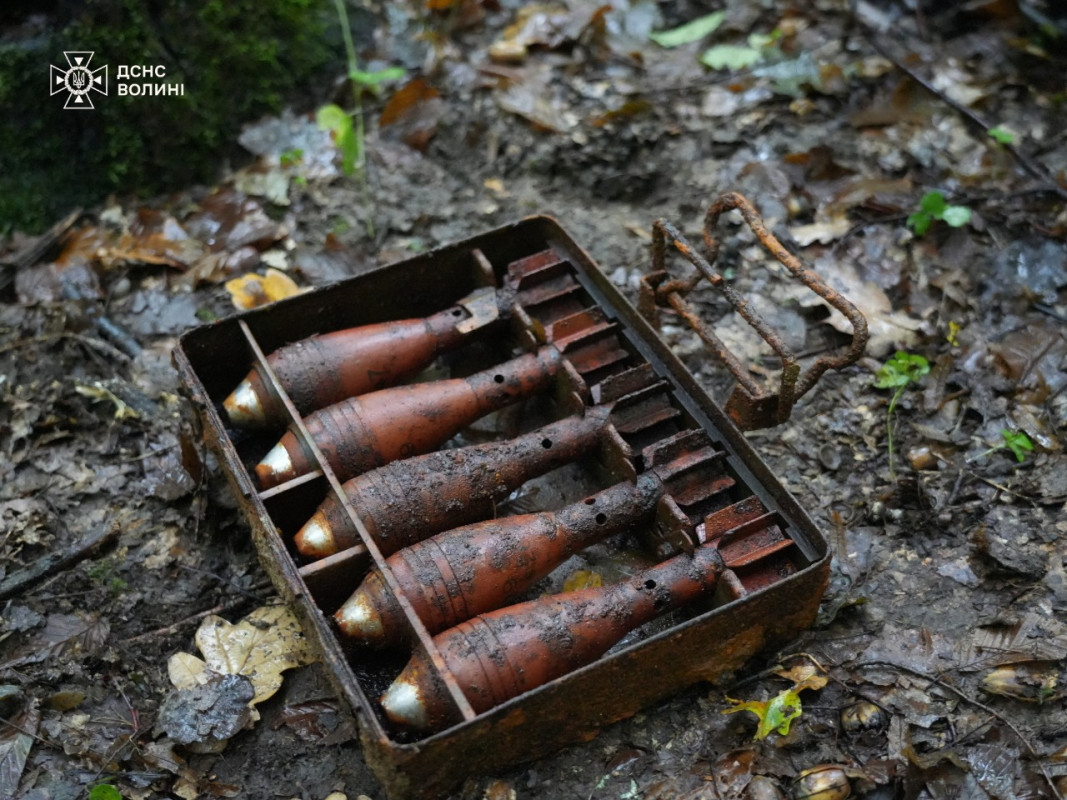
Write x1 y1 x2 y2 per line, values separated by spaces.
380 676 430 730
294 513 337 560
254 440 295 488
335 588 385 644
223 379 268 428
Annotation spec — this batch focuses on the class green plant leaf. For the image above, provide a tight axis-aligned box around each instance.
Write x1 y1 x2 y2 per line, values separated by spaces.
940 205 972 227
907 210 932 235
874 351 930 389
89 786 123 800
988 126 1015 144
349 66 406 94
700 44 763 70
723 688 804 739
279 147 303 168
316 103 350 135
910 191 970 233
1001 429 1034 462
649 11 725 48
747 30 782 49
873 368 907 389
316 104 359 175
874 351 929 478
919 191 947 216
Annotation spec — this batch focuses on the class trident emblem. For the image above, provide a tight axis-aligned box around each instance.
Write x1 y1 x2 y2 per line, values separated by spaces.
50 51 108 109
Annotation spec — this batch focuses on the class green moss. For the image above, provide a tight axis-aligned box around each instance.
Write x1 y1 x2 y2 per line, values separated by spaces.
0 0 341 233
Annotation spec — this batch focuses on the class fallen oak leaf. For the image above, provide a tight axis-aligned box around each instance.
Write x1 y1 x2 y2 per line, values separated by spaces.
274 699 356 744
168 651 212 690
379 78 444 151
980 663 1063 703
105 232 190 268
380 78 439 126
791 258 922 357
789 214 852 246
192 603 314 706
0 612 110 669
488 3 574 64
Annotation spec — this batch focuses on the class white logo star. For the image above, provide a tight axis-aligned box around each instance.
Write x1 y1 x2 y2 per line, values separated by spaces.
50 51 108 109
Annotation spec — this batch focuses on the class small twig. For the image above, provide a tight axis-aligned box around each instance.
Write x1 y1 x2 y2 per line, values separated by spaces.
913 1 928 39
939 457 1041 504
0 524 121 601
71 332 135 363
1034 303 1067 324
91 314 142 359
836 182 1066 249
722 651 838 691
945 469 966 508
854 660 1063 800
0 331 130 362
0 708 52 749
126 580 273 643
89 684 143 784
779 651 896 713
856 25 1067 200
59 283 142 359
120 444 177 464
834 212 911 248
967 471 1035 502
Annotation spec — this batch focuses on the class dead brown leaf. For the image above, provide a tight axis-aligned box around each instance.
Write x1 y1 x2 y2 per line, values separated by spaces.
0 612 110 669
801 258 922 356
380 78 445 151
224 268 303 310
0 704 39 799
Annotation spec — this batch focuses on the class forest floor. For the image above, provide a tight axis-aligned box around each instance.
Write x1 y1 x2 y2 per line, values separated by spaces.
2 1 1066 799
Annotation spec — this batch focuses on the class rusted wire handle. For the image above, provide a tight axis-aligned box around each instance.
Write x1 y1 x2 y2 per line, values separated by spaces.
638 192 869 429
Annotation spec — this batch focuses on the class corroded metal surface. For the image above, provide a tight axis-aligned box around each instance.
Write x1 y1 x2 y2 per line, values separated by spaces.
382 544 727 731
638 192 869 430
174 215 833 800
336 472 665 648
255 345 561 488
224 290 499 429
293 407 612 559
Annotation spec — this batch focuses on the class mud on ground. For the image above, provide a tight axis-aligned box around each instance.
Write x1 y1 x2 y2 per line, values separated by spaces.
2 1 1066 798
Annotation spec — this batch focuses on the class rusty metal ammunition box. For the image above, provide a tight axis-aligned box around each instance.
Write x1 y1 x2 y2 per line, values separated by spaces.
174 216 832 800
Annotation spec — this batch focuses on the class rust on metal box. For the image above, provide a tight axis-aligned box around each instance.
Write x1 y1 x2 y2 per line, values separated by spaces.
174 206 848 800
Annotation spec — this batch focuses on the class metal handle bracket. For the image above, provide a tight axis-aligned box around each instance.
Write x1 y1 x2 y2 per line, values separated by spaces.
638 192 869 430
